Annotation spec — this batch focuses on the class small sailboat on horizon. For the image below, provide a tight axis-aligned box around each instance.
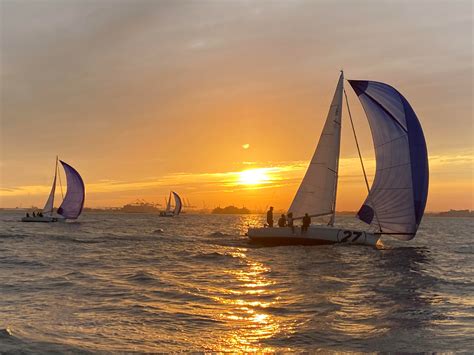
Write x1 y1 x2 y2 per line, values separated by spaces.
248 71 429 247
159 191 183 217
21 157 85 223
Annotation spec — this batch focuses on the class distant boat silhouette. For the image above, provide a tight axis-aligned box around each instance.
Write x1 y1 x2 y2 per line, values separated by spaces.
21 157 85 223
248 71 429 246
159 191 182 217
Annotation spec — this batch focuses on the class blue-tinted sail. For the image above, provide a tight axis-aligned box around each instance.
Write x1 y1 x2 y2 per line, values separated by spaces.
172 191 182 215
57 161 85 219
348 80 428 239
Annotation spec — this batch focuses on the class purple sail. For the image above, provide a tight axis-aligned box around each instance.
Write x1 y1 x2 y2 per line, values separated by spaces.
172 191 182 215
349 80 429 239
57 160 85 219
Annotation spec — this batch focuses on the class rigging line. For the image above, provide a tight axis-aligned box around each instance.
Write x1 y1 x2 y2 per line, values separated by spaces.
343 88 382 233
329 118 340 226
343 89 370 194
57 157 64 200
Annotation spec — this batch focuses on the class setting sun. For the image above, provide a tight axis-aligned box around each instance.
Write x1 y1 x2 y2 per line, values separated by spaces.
238 169 270 186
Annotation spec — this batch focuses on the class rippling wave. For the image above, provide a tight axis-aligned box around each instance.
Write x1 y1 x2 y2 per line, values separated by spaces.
0 212 472 352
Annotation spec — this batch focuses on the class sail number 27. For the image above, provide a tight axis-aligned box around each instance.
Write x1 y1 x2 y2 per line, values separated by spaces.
337 230 366 243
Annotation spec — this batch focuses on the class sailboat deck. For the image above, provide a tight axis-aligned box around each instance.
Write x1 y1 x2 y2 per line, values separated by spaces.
248 225 379 247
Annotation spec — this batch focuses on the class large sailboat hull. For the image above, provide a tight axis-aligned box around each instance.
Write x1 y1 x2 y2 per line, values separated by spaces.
21 216 65 223
248 225 380 247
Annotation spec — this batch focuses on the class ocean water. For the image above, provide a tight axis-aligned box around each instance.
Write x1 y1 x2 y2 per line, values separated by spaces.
0 211 473 352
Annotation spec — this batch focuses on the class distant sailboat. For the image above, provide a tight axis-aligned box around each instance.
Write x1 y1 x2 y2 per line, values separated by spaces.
248 71 429 246
159 191 182 217
21 157 85 223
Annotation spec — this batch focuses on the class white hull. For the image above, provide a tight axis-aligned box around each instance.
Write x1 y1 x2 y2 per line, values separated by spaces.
248 225 380 247
21 216 65 223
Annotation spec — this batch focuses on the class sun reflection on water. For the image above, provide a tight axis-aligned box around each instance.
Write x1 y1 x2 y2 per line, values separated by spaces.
211 250 286 352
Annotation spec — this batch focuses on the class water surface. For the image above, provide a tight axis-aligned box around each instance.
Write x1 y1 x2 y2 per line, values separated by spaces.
0 212 472 352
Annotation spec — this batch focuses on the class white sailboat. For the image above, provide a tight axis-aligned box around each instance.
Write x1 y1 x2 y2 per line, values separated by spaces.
21 157 86 223
159 191 183 217
248 72 429 247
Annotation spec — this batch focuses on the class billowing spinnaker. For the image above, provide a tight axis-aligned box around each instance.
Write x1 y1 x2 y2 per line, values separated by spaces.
172 191 182 215
57 161 85 219
288 72 343 220
348 80 428 239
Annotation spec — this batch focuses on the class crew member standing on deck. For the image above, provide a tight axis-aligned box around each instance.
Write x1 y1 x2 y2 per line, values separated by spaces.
266 206 274 227
287 212 294 233
278 214 287 227
302 213 311 233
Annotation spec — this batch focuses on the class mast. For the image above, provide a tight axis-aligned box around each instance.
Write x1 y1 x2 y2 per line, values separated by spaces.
328 70 344 226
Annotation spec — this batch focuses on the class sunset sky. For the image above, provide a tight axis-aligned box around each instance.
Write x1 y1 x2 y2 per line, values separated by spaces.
1 0 472 211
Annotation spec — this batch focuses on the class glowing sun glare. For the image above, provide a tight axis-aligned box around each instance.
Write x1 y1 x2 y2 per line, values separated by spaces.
238 169 270 185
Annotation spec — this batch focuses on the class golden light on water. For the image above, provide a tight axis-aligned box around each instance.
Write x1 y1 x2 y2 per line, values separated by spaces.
211 248 289 352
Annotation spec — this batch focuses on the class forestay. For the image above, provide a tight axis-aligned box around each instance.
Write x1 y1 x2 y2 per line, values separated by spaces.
348 80 429 239
288 72 344 222
57 160 85 219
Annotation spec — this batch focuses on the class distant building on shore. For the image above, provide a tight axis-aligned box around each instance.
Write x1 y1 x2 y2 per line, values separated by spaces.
120 200 161 213
212 206 251 214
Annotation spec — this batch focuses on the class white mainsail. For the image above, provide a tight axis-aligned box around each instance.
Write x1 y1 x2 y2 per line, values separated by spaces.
165 193 172 213
288 72 344 223
42 158 58 216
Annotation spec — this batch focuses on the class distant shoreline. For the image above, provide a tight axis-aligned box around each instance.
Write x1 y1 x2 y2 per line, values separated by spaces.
1 208 472 217
212 206 250 215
